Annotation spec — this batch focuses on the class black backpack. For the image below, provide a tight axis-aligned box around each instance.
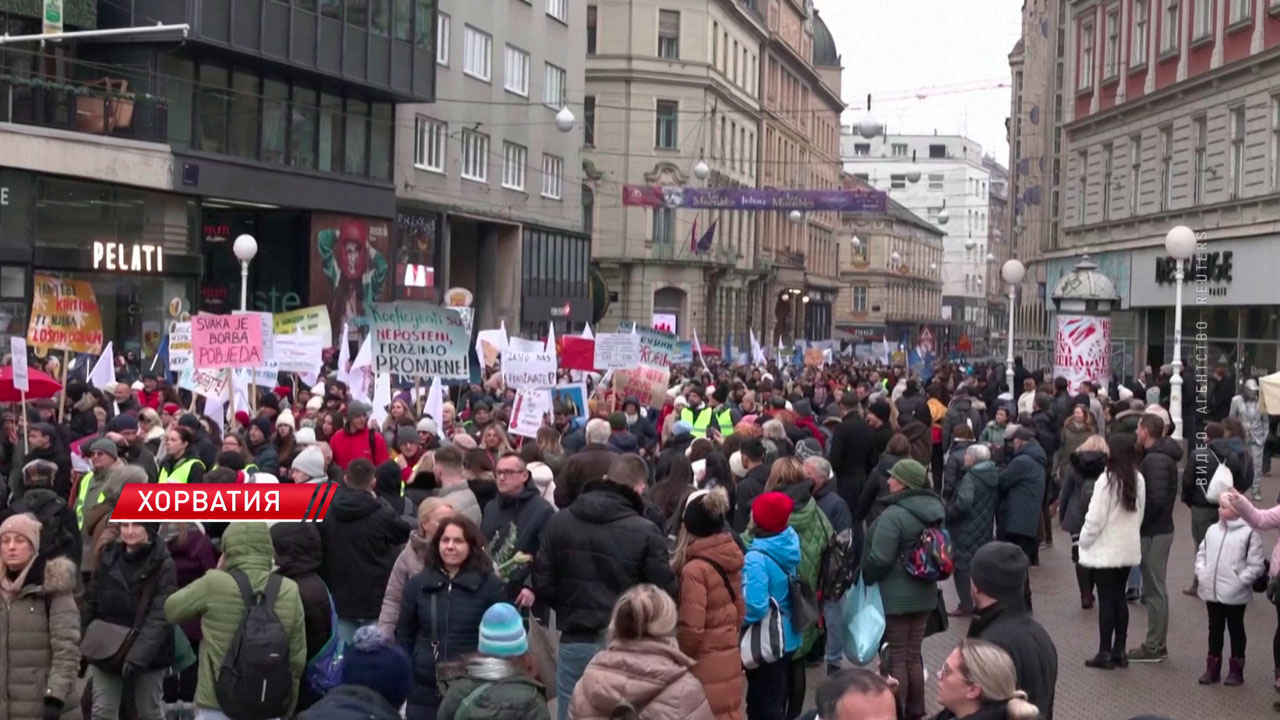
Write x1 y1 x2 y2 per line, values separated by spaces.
215 570 294 720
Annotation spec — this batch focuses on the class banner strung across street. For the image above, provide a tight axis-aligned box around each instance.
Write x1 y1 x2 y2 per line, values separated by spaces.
621 186 887 212
368 302 470 379
26 274 104 354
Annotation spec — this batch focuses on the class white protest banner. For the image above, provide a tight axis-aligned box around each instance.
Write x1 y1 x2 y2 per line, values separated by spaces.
593 333 641 370
502 350 557 389
619 322 677 367
508 388 553 439
275 333 324 375
369 302 470 379
507 337 545 353
10 337 28 392
168 321 192 372
476 328 508 369
178 366 230 398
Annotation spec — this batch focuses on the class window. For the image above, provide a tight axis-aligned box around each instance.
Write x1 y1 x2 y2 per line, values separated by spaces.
414 117 445 172
853 143 870 156
1129 134 1142 214
542 155 564 199
852 286 868 313
501 142 526 190
1077 150 1088 224
1104 9 1120 77
504 46 529 96
370 0 389 34
1162 0 1180 52
1159 124 1173 209
547 0 568 23
320 0 340 19
370 103 391 180
544 63 566 108
347 0 367 27
655 101 679 148
587 6 597 54
262 79 288 164
1079 22 1095 89
658 10 680 59
343 99 369 176
929 143 946 158
653 207 675 243
463 26 492 81
928 173 944 191
290 87 318 170
1231 0 1251 23
1193 115 1207 203
1102 143 1114 219
436 13 449 65
891 143 908 157
229 71 260 160
1132 0 1149 64
584 96 596 147
1273 96 1280 191
461 129 489 182
890 174 906 189
1230 106 1245 198
1193 0 1212 38
393 0 411 40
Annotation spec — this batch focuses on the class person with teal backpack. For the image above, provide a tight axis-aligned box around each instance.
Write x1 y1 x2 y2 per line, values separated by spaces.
298 626 411 720
437 603 550 720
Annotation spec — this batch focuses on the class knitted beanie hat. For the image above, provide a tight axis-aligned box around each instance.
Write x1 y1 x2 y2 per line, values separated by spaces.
477 603 528 657
751 491 794 535
0 512 41 551
339 626 412 709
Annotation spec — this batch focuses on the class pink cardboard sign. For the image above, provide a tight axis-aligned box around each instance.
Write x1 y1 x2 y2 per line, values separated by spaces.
192 314 264 369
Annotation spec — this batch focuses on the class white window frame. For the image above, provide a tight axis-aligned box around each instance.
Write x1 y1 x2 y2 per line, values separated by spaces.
413 117 446 173
852 285 868 313
1230 105 1245 198
546 0 568 24
1193 115 1207 203
658 9 680 59
1132 0 1149 65
655 100 679 149
461 129 489 183
891 143 908 157
436 13 450 66
1230 0 1251 23
543 62 566 109
1193 0 1212 38
927 173 944 191
501 141 527 191
1102 143 1114 219
890 174 906 189
1159 125 1173 210
853 143 870 156
653 207 675 243
463 25 492 82
1079 22 1095 90
1272 96 1280 192
503 45 529 96
1104 9 1120 78
1162 0 1180 53
541 154 564 199
1129 134 1142 214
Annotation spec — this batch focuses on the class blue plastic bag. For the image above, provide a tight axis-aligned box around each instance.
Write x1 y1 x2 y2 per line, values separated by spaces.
841 574 885 666
304 589 345 694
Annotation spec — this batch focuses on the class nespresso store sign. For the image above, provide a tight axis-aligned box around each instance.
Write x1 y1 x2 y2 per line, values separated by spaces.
93 241 166 273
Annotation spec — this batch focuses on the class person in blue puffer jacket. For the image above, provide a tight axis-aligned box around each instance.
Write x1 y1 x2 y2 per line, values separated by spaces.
741 491 801 720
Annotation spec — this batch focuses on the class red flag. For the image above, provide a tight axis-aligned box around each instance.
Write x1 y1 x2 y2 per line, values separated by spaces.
560 336 597 372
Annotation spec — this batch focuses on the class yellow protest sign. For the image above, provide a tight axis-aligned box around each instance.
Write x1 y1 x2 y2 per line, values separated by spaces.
273 305 333 344
26 275 104 353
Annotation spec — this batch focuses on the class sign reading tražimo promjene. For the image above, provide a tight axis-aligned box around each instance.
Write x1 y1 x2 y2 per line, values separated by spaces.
369 301 470 379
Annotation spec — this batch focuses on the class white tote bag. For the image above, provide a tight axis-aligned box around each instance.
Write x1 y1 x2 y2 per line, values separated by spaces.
740 597 785 670
1204 458 1234 503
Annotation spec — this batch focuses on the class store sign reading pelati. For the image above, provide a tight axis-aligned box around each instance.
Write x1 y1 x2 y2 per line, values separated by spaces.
93 241 165 273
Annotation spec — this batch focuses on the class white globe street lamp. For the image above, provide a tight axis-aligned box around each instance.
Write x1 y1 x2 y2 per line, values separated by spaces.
1001 258 1026 394
936 207 949 226
964 237 977 251
789 209 804 224
851 235 862 250
987 252 996 262
555 105 576 133
1165 225 1197 439
891 250 902 264
693 158 710 181
233 234 258 312
857 93 882 139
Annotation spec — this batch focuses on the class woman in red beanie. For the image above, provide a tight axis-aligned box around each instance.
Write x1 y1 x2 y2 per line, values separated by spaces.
740 491 801 720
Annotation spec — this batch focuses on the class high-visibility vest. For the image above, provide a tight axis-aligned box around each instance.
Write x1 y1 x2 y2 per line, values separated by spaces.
74 472 105 530
680 406 734 438
159 457 205 484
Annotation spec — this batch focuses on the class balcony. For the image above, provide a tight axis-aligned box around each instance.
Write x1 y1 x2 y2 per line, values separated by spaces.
1 75 168 143
776 249 806 268
650 240 739 267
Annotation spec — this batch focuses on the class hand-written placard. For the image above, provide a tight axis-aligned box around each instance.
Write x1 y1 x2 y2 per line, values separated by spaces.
275 333 324 375
26 275 104 353
191 314 264 369
178 366 230 398
619 323 676 368
369 302 470 379
10 337 29 392
503 350 557 389
593 333 641 370
508 388 553 439
273 306 333 344
804 348 824 368
614 364 671 408
168 321 192 371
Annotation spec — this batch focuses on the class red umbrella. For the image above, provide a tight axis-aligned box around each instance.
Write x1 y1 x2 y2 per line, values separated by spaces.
0 366 64 402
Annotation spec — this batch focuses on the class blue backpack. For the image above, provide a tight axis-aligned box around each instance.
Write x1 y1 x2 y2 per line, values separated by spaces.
303 588 345 694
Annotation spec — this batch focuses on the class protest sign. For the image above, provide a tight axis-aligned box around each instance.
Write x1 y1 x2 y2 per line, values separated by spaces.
593 333 641 370
452 307 475 336
191 314 264 369
614 365 671 407
552 383 589 423
502 350 557 389
273 306 333 343
619 323 677 367
507 337 545 353
235 311 278 384
27 275 104 353
560 336 596 372
475 329 507 369
508 388 553 439
804 348 824 367
11 337 28 392
178 366 230 398
168 321 192 372
368 302 469 379
275 333 324 375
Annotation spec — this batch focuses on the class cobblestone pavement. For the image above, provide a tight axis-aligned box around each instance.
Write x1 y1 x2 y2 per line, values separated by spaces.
812 474 1280 720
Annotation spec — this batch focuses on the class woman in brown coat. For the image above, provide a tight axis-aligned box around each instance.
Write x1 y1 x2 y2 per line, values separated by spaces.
673 488 745 720
0 512 81 720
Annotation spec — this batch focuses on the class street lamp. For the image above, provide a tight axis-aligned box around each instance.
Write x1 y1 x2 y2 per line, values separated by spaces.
555 105 576 133
233 234 258 312
891 250 902 265
851 235 862 250
964 236 977 251
1001 258 1026 394
789 209 804 224
856 94 882 139
1165 225 1197 440
906 150 922 184
693 157 710 181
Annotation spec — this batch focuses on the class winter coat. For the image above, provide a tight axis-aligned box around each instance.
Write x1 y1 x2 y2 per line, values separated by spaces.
812 480 853 535
942 398 983 450
1196 518 1267 606
481 484 555 595
297 684 405 720
437 671 549 720
608 431 640 454
1058 451 1107 535
978 421 1008 445
1030 411 1059 469
1229 493 1280 579
83 538 177 672
966 594 1058 720
1078 471 1147 569
163 522 308 714
0 487 81 570
527 462 557 506
862 488 946 615
857 453 905 529
942 439 974 502
827 411 873 513
1139 437 1184 537
396 565 508 711
742 527 803 654
656 434 695 479
730 464 769 534
0 555 80 720
1109 410 1142 439
378 530 429 637
1184 439 1246 509
271 523 334 663
676 533 746 720
996 440 1047 538
165 523 217 643
1055 419 1093 482
555 444 618 510
7 443 72 500
899 422 932 467
570 638 714 720
624 409 659 454
435 482 483 526
159 450 205 485
320 485 411 621
1226 436 1255 491
328 425 391 470
249 441 279 476
532 481 677 642
946 460 999 570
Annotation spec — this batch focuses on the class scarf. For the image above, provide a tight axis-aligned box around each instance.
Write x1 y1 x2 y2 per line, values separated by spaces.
0 560 35 605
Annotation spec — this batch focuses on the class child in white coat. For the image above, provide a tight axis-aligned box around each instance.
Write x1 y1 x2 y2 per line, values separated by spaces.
1195 501 1267 686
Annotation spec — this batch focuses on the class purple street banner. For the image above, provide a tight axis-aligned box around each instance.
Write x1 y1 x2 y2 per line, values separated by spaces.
621 186 888 212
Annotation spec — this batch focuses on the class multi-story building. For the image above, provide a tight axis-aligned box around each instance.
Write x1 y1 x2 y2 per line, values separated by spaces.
842 133 993 352
0 0 434 352
585 0 768 346
398 0 587 336
1007 0 1068 370
984 156 1012 358
1058 0 1280 382
758 5 843 344
835 175 945 354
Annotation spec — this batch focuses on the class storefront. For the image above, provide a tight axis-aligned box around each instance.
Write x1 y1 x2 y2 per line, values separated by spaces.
520 226 591 335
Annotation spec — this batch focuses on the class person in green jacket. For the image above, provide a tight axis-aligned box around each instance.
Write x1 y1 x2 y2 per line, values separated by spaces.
861 458 945 720
438 603 550 720
978 406 1011 446
163 522 308 717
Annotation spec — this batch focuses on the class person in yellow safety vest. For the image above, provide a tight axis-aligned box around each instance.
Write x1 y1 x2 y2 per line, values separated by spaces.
158 426 207 484
679 385 735 439
75 437 125 530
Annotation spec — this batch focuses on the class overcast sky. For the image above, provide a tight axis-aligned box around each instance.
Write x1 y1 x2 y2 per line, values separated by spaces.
817 0 1023 166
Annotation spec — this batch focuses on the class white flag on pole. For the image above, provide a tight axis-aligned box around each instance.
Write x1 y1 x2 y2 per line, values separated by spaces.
692 330 711 374
370 372 392 426
424 376 444 429
89 341 116 390
582 322 595 340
